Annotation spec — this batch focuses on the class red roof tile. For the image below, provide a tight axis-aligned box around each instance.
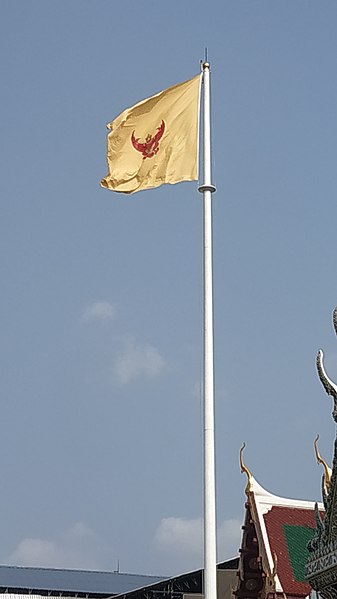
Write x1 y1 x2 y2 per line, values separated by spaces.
263 505 323 596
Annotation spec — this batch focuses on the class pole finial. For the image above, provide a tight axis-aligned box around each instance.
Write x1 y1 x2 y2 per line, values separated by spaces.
201 48 210 71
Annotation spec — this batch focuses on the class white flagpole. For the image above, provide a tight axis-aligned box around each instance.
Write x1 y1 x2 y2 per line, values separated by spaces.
198 61 217 599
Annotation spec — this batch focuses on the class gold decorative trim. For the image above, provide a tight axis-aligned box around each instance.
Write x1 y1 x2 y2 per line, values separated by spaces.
240 442 253 494
314 434 331 495
272 551 278 583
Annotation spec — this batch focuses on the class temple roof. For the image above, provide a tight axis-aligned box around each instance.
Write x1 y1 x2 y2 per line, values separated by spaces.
238 449 324 598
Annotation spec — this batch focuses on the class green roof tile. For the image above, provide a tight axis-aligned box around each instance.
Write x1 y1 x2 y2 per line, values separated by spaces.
283 524 316 582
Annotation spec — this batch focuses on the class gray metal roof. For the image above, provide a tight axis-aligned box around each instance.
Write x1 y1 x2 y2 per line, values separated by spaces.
0 565 164 596
112 558 239 599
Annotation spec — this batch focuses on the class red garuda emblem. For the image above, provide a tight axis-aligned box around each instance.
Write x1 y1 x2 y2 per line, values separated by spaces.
131 120 165 159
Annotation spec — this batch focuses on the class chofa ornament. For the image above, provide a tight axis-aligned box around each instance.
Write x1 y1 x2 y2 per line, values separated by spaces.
316 308 337 423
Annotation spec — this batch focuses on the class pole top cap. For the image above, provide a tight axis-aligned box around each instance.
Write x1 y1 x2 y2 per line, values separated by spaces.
202 61 210 70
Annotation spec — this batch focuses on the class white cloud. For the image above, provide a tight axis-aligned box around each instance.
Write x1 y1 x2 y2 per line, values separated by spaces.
154 516 241 572
113 337 165 384
217 518 242 559
155 517 202 556
8 538 59 567
4 523 107 570
82 301 115 322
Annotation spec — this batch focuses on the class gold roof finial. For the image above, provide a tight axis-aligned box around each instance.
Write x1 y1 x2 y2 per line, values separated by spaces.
271 551 278 584
314 434 332 495
240 442 253 494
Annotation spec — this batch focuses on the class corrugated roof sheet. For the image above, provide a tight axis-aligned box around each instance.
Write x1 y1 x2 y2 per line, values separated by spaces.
111 558 239 599
0 565 164 596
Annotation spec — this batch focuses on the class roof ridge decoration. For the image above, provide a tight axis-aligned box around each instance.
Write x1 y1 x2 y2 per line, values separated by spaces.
239 443 319 507
305 307 337 598
239 443 253 494
314 434 332 501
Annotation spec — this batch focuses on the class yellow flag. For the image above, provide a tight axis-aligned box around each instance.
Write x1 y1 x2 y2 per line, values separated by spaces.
100 75 201 194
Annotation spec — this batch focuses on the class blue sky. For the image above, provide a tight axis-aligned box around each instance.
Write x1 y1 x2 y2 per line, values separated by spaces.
2 0 337 577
